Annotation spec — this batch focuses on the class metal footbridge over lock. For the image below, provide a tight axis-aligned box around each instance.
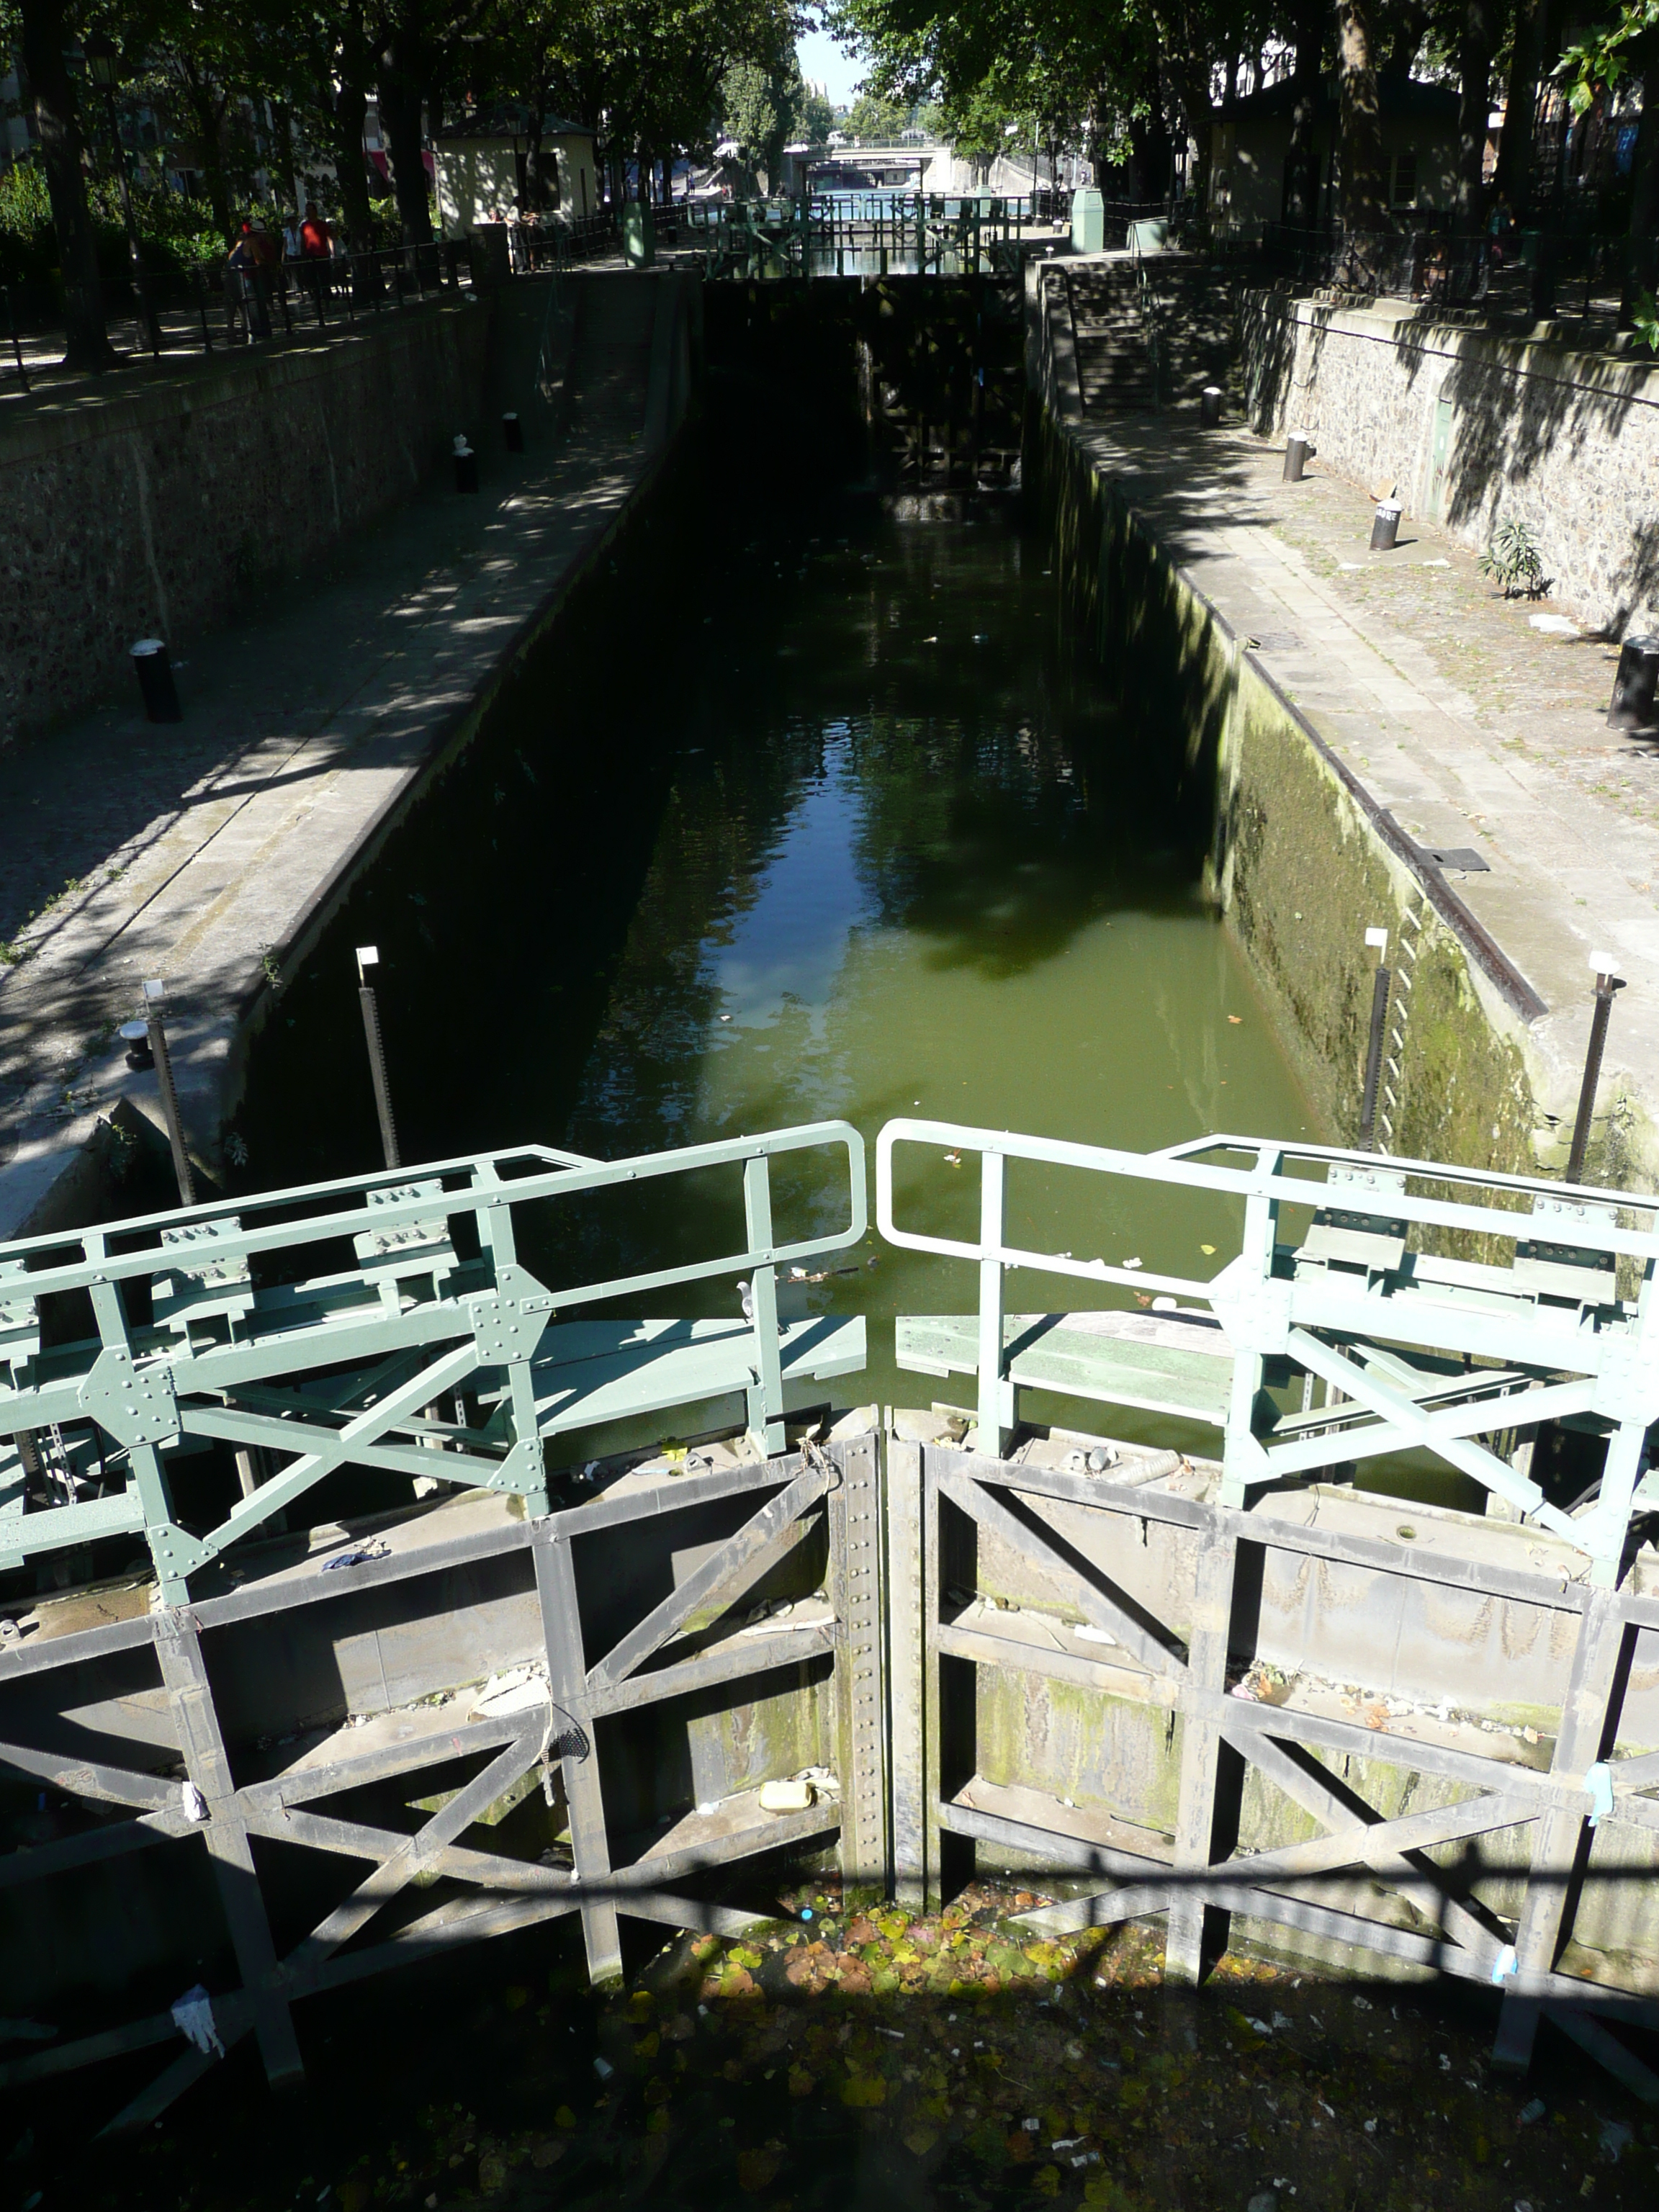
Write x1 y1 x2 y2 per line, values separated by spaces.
1 1118 1658 2123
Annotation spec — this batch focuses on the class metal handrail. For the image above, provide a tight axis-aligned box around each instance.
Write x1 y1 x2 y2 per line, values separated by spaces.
876 1118 1659 1578
0 1121 866 1599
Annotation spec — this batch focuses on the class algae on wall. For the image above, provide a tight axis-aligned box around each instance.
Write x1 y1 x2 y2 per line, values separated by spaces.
1038 400 1544 1177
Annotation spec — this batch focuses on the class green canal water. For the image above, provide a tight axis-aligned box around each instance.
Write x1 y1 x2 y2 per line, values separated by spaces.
239 476 1319 1451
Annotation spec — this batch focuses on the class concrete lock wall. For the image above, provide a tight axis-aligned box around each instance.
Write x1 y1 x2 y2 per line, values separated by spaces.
0 297 493 750
1033 378 1545 1177
1238 289 1659 639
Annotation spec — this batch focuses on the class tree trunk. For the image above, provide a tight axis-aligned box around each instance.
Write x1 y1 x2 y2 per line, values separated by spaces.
1493 0 1548 216
1167 60 1217 229
1454 0 1500 238
1284 0 1326 227
1624 48 1659 323
378 29 433 246
331 72 375 253
1125 70 1174 201
177 62 234 241
18 0 112 369
523 83 552 215
1336 0 1388 233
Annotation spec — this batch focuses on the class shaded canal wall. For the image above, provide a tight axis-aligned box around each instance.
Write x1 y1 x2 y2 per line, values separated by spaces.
1025 262 1546 1173
1 298 490 750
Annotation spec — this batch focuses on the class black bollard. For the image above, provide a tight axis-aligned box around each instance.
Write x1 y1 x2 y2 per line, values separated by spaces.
1200 385 1222 427
1282 430 1310 482
503 410 524 453
119 1019 152 1070
1606 634 1659 731
1370 499 1403 552
130 638 182 723
453 436 479 493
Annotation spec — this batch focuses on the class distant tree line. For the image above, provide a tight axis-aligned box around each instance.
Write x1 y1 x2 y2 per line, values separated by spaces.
827 0 1655 307
0 0 801 364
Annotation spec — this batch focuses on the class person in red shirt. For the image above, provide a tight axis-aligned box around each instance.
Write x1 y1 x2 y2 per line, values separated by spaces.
297 202 333 310
300 202 333 260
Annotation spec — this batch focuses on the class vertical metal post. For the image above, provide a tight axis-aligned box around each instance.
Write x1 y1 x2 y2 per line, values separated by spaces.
886 1431 927 1910
1566 956 1619 1183
355 946 401 1169
142 979 197 1205
1357 927 1390 1152
1218 1179 1277 1506
156 1614 305 2088
1359 966 1392 1150
976 1146 1010 1455
1493 1588 1627 2072
742 1152 786 1453
1166 1529 1238 1983
534 1525 621 1986
827 1434 890 1894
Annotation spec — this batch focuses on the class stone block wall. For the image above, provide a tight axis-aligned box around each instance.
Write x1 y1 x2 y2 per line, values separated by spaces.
1 297 491 747
1239 288 1659 637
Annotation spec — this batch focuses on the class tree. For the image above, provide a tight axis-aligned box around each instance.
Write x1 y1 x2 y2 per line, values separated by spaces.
1336 0 1388 232
1556 1 1659 322
842 89 909 140
1282 0 1327 226
723 52 804 186
800 83 837 143
1493 0 1549 215
1452 0 1502 235
15 0 113 367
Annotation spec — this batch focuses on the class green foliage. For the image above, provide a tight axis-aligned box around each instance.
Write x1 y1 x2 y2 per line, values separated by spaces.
0 155 222 302
1632 289 1659 354
1478 518 1547 600
842 91 912 143
1554 0 1659 116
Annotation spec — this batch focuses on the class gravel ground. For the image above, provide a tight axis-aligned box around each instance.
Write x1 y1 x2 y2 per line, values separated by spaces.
22 1881 1654 2212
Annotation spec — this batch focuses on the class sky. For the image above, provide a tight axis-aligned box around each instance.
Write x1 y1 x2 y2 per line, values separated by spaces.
796 24 868 104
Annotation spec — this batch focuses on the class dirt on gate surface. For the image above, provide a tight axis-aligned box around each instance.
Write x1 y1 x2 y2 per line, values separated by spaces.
30 1882 1654 2212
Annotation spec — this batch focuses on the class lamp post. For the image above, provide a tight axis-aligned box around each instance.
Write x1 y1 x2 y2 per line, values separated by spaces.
83 32 162 357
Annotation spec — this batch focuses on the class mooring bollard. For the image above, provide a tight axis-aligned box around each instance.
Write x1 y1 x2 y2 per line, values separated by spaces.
119 1019 152 1070
502 410 524 453
1606 634 1659 731
130 638 182 723
1282 429 1311 482
355 946 402 1169
1369 498 1403 552
141 979 197 1206
1200 385 1222 428
453 433 478 493
1566 951 1623 1182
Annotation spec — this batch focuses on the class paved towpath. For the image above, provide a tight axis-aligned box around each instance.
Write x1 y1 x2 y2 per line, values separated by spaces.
0 276 666 1236
1083 413 1659 1176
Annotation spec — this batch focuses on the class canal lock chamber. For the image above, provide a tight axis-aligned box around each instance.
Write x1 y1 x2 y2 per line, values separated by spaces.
5 273 1657 2177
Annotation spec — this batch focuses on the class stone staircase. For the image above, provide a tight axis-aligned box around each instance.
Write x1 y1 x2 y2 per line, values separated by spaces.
1064 257 1238 413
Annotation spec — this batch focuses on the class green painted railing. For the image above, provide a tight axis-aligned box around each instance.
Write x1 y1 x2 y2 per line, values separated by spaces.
878 1118 1659 1585
0 1123 866 1602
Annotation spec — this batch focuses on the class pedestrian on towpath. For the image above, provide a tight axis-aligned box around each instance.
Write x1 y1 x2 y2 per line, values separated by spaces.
224 220 272 341
299 201 333 309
